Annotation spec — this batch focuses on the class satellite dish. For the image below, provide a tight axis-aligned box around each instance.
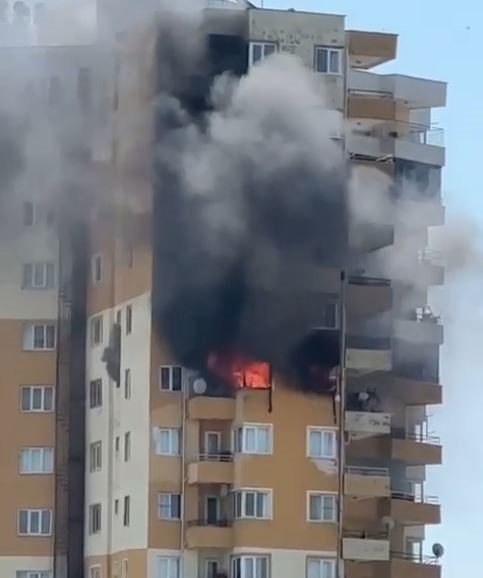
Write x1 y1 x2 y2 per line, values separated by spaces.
432 543 444 558
381 516 395 531
192 378 207 395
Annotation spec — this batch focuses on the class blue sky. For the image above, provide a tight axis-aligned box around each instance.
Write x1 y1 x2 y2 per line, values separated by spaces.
259 1 483 576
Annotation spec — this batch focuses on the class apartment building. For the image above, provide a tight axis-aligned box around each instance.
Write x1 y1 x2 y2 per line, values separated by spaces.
0 1 445 578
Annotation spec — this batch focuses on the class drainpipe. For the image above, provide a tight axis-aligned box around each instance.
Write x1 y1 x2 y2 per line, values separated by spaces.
180 377 188 576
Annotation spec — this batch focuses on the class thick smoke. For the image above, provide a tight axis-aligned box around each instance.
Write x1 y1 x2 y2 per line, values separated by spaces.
151 13 347 387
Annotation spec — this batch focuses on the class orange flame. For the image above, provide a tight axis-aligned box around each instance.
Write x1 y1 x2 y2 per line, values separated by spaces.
207 351 271 389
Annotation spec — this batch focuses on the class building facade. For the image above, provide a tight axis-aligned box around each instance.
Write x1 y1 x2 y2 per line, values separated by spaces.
0 2 445 578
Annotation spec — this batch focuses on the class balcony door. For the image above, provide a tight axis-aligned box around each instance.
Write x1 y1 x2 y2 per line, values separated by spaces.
205 495 220 525
205 431 221 458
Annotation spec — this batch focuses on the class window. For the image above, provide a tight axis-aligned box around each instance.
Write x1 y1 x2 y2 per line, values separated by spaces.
321 303 338 329
22 263 55 289
308 493 337 523
15 570 52 578
19 448 54 474
89 568 101 578
157 557 180 578
126 305 132 334
122 559 128 578
124 369 131 399
115 436 120 454
123 496 130 527
23 201 36 226
124 432 131 462
155 428 180 456
314 47 343 74
90 315 103 346
159 366 182 392
206 560 220 578
234 424 272 455
91 254 102 284
306 558 336 578
234 489 271 520
307 428 337 459
249 42 277 65
23 324 56 350
89 504 101 534
89 379 103 408
18 509 52 536
231 556 269 578
20 386 54 412
89 441 102 472
157 493 181 520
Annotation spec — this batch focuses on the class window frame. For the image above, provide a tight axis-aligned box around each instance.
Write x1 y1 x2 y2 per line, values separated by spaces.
314 46 344 75
205 559 220 578
231 555 270 578
17 508 52 536
89 379 103 409
157 492 181 520
22 263 55 290
23 323 56 351
233 488 272 520
157 556 180 578
123 496 130 527
306 427 337 460
91 254 103 285
306 557 336 578
90 315 103 347
124 368 131 399
19 447 54 474
249 41 277 66
124 432 131 462
88 567 101 578
233 423 273 455
307 492 337 523
159 365 183 392
89 441 102 473
88 503 102 535
20 386 54 412
126 304 133 335
155 428 181 456
16 572 52 578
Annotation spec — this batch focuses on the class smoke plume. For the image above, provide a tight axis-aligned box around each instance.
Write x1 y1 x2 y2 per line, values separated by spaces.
151 12 348 389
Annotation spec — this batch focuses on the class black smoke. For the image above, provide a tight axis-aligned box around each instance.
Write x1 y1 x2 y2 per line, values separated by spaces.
150 13 349 390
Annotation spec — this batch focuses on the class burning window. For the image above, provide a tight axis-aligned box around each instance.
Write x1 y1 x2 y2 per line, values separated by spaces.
207 352 271 390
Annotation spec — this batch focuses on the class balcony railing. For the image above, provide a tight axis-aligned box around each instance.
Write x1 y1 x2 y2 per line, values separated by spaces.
198 452 233 462
346 466 389 477
392 551 440 565
390 491 440 505
348 275 391 287
391 429 440 445
188 518 232 528
352 121 444 148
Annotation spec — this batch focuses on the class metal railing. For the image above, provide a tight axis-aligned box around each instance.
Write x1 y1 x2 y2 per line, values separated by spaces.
390 491 440 504
348 275 391 287
353 121 445 148
392 551 440 565
187 518 232 528
391 429 441 445
345 465 389 477
197 452 233 462
418 248 445 266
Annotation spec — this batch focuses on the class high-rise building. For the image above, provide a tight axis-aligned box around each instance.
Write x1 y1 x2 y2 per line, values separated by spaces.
0 2 445 578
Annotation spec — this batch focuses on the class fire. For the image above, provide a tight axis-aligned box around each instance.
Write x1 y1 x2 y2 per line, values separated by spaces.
207 351 271 389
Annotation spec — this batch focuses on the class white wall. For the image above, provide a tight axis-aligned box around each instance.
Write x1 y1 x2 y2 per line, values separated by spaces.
85 292 151 556
0 556 52 578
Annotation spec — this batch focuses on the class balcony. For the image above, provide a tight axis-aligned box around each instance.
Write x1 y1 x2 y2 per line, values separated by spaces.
347 277 392 318
416 250 445 287
187 453 234 485
186 519 233 549
349 69 447 109
348 95 409 123
345 555 441 578
396 200 445 228
386 493 441 525
346 337 392 375
187 396 236 420
360 373 442 406
347 122 445 167
345 411 391 436
343 535 390 561
347 30 397 69
345 466 390 498
394 319 444 346
347 433 442 466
